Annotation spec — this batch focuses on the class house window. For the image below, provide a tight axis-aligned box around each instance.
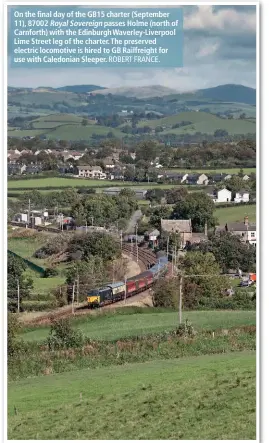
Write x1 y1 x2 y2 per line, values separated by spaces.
251 232 255 237
241 233 244 237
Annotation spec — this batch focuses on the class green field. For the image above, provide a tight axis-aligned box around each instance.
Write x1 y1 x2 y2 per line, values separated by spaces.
8 177 122 189
8 177 211 191
21 310 256 342
215 204 256 224
8 351 256 440
138 111 256 135
8 235 46 265
165 167 256 175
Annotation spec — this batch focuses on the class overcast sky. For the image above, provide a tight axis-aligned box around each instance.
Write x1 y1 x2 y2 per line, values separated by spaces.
8 5 256 91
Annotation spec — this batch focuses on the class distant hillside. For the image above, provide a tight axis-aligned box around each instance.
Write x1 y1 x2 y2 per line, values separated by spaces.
90 85 179 98
57 85 105 94
199 84 256 106
138 111 256 135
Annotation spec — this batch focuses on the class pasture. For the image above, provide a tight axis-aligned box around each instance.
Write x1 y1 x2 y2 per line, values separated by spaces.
8 351 256 440
138 111 256 135
215 204 256 224
21 310 256 342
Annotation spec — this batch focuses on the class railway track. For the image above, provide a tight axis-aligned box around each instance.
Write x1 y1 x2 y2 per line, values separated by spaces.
23 245 158 326
121 243 157 270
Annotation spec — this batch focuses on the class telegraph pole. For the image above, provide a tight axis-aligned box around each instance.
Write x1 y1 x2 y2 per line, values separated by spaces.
28 199 31 226
124 276 127 304
135 224 138 263
76 268 79 305
178 274 183 324
72 283 75 314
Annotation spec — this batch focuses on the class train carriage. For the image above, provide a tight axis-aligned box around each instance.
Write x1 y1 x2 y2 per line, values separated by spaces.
107 282 125 302
126 271 153 296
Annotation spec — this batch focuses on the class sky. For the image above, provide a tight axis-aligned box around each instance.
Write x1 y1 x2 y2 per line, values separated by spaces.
8 5 257 91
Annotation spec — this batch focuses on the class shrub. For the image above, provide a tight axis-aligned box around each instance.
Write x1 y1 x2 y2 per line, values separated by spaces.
8 313 22 356
46 318 84 350
43 267 58 278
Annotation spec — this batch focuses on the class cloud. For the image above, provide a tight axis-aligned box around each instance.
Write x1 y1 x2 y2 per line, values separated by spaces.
196 42 219 58
184 5 256 34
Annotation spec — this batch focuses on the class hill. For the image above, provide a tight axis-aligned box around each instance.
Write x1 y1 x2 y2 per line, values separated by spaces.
138 111 256 135
7 112 125 140
199 84 256 105
57 85 105 94
90 85 180 98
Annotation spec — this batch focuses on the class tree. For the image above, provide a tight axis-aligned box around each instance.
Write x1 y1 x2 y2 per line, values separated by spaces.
209 232 256 273
165 187 188 204
149 205 172 229
81 118 88 126
224 175 250 195
214 129 229 137
153 278 179 308
240 113 246 119
136 140 158 163
68 232 121 263
180 251 229 301
7 253 33 311
146 188 166 204
172 192 216 231
8 313 22 356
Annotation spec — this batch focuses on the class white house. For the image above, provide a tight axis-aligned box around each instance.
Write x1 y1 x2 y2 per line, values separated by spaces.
242 174 250 181
234 190 250 203
77 165 106 179
212 188 232 203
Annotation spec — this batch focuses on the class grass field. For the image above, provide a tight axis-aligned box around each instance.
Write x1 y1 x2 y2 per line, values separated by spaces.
8 177 122 189
215 204 256 224
8 177 212 191
8 235 46 265
8 351 256 440
165 167 256 174
138 111 256 135
21 310 256 342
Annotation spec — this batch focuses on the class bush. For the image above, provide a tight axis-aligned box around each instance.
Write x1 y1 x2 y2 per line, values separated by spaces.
43 267 58 278
46 318 84 350
21 300 57 312
8 313 22 356
153 279 179 308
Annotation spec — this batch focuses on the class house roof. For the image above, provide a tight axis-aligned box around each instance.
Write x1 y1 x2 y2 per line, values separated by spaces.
77 165 102 171
217 222 256 232
210 174 225 181
237 189 249 194
187 174 199 180
161 219 192 233
215 187 231 194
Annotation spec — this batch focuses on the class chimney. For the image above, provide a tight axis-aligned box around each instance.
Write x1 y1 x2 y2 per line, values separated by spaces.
244 216 249 227
204 222 208 237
